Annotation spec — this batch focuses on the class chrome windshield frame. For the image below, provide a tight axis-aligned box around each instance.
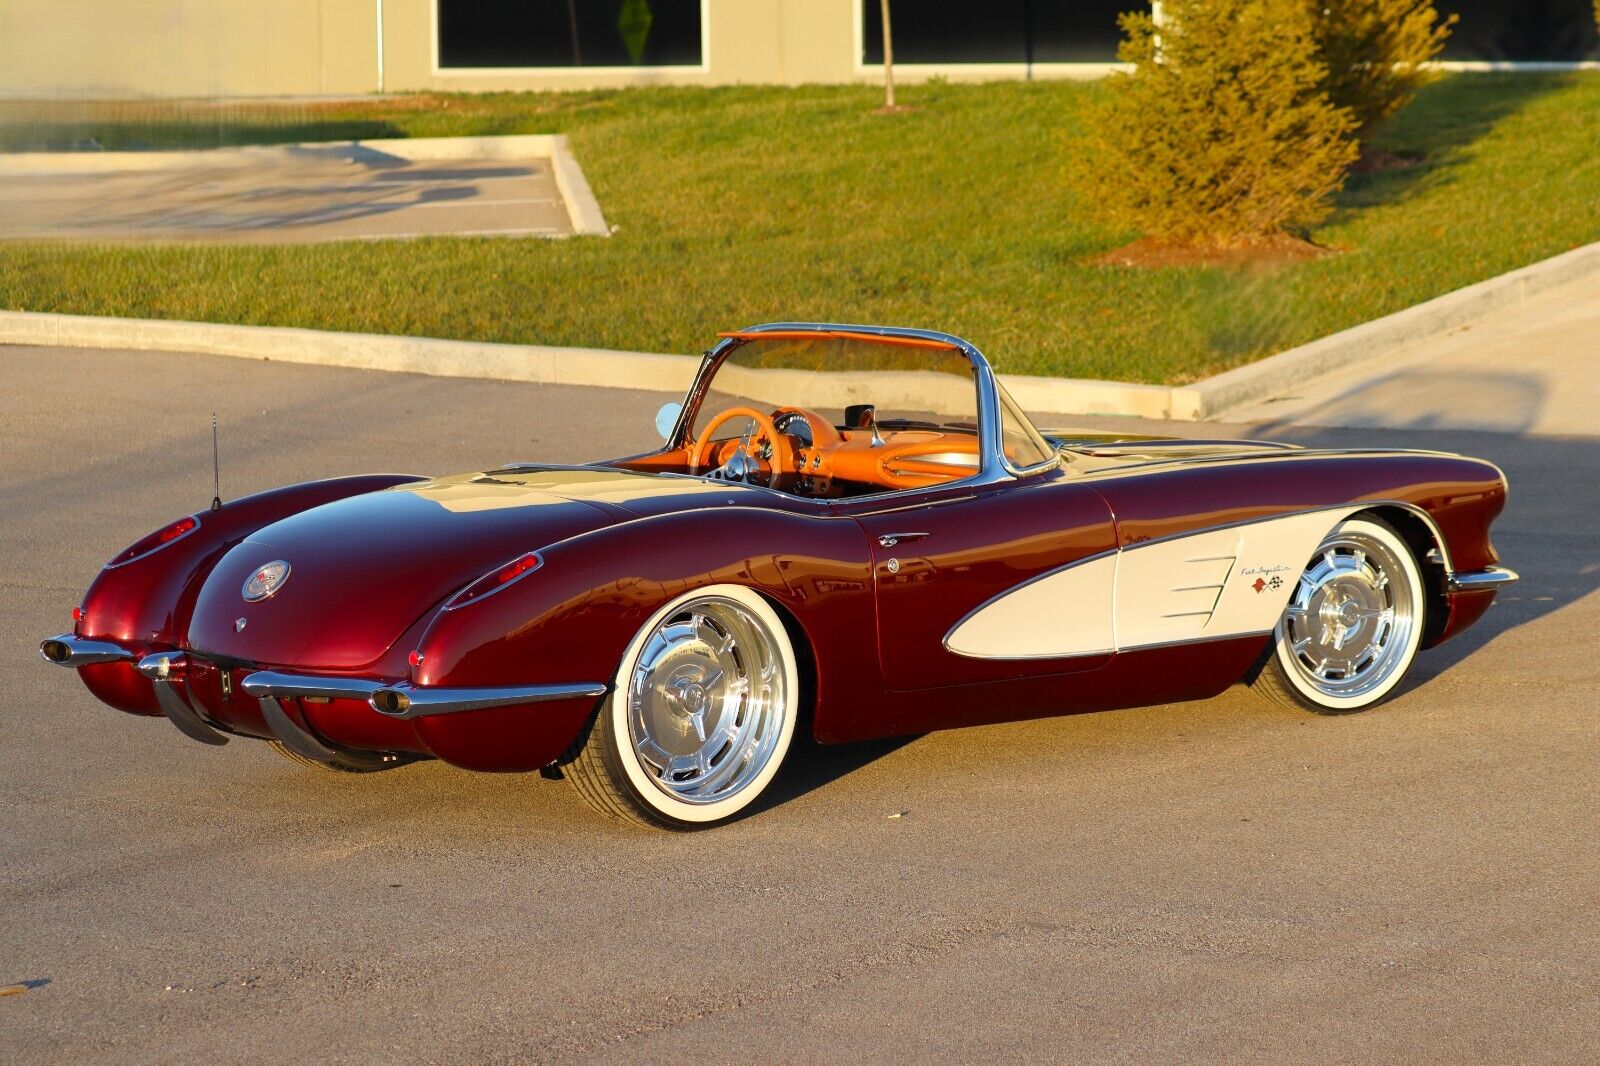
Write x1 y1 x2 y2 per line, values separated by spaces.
663 322 1061 497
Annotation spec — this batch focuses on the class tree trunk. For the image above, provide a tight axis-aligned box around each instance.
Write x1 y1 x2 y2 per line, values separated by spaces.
880 0 896 110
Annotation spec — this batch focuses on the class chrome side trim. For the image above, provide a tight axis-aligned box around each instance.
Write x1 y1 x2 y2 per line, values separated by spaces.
238 671 607 720
367 681 609 719
1447 566 1519 592
38 635 136 667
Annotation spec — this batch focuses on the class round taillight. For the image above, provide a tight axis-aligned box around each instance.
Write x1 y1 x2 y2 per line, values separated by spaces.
407 650 425 668
71 606 83 623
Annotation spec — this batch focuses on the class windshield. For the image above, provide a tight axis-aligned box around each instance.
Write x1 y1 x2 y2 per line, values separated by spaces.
613 328 1056 499
689 332 979 443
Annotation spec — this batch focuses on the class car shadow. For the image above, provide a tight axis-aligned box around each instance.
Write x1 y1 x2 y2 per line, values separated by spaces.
759 732 921 814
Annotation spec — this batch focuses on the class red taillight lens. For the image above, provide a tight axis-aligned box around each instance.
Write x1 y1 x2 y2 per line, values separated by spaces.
107 515 200 568
71 606 83 623
446 552 543 610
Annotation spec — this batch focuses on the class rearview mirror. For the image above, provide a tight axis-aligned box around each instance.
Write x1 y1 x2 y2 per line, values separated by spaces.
654 401 683 442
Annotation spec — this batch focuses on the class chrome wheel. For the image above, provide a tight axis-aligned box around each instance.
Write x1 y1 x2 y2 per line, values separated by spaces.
625 595 791 807
1279 526 1418 704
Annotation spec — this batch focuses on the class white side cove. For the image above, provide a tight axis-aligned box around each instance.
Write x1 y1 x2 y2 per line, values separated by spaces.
945 507 1361 659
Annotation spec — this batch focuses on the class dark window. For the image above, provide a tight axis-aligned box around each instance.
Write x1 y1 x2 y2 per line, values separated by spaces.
861 1 1145 65
438 0 703 68
1437 0 1599 61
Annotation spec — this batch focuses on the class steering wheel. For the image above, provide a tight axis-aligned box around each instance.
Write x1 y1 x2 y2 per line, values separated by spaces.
689 406 796 485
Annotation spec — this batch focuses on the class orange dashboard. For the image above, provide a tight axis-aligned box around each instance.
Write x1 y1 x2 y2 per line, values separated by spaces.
616 408 981 494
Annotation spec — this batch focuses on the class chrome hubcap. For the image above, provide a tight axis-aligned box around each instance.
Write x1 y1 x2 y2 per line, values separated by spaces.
1282 532 1416 700
627 597 788 805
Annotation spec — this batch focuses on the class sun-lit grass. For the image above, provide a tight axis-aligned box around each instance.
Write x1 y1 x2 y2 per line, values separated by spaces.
1 74 1596 384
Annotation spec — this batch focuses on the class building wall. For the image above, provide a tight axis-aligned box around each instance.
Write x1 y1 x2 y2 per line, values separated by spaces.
380 0 863 93
0 0 1594 100
0 0 379 98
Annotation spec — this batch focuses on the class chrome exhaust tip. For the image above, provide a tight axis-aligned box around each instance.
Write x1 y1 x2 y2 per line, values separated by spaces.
369 688 412 716
39 634 136 667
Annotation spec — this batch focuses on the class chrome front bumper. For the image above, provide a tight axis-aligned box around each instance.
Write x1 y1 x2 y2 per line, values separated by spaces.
1446 566 1519 593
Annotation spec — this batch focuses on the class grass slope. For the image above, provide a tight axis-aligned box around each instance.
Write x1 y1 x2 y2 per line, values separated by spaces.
1 75 1596 384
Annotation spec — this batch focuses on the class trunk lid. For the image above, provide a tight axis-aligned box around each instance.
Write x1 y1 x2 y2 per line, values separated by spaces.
187 471 624 670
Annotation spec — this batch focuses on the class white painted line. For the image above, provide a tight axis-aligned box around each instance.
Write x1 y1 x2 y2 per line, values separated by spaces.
350 227 568 239
403 198 565 208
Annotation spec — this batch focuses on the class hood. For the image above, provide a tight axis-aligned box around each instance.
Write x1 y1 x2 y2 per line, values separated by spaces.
187 470 631 670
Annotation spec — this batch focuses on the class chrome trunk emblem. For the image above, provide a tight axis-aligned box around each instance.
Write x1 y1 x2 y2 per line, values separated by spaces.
242 560 291 602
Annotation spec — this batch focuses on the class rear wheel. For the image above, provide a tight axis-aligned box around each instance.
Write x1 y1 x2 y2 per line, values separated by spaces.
566 585 799 829
1250 516 1426 715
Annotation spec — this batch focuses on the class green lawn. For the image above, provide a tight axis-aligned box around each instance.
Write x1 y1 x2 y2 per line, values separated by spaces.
1 75 1596 384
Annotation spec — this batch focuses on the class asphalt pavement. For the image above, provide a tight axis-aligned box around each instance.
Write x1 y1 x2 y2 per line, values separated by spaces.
2 345 1595 1063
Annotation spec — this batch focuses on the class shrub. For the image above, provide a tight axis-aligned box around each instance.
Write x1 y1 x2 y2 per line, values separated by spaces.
1307 1 1455 140
1073 0 1358 247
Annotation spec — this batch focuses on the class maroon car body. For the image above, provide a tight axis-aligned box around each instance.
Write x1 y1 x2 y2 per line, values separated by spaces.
40 323 1515 822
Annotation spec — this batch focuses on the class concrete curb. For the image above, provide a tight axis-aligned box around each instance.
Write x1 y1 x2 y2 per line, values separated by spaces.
546 134 610 237
0 133 611 238
1171 239 1600 420
0 240 1593 417
0 312 697 392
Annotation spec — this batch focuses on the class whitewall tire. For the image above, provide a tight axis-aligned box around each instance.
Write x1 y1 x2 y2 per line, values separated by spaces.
1250 517 1426 715
566 585 799 829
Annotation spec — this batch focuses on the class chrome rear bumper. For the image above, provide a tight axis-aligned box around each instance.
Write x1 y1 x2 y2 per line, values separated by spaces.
43 636 607 761
239 671 607 720
1446 566 1519 593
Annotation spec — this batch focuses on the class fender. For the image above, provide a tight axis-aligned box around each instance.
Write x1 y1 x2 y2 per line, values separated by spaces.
73 474 425 716
405 505 878 769
1086 451 1508 651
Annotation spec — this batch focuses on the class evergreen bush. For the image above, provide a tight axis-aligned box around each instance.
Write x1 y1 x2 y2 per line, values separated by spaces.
1307 1 1455 140
1073 0 1359 247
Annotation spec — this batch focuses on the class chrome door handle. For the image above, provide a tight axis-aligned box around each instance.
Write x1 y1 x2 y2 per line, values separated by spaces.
878 532 930 548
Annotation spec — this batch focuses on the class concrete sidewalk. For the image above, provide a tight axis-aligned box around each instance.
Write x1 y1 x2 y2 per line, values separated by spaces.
0 135 611 243
1225 273 1598 436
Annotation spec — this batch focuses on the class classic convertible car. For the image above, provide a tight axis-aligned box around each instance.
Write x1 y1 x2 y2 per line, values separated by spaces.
41 324 1516 828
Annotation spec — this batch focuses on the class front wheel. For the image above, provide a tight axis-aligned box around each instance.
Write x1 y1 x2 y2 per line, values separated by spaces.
1249 516 1426 715
566 585 799 829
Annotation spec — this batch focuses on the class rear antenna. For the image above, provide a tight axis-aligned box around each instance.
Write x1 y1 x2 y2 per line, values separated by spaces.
210 412 223 512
